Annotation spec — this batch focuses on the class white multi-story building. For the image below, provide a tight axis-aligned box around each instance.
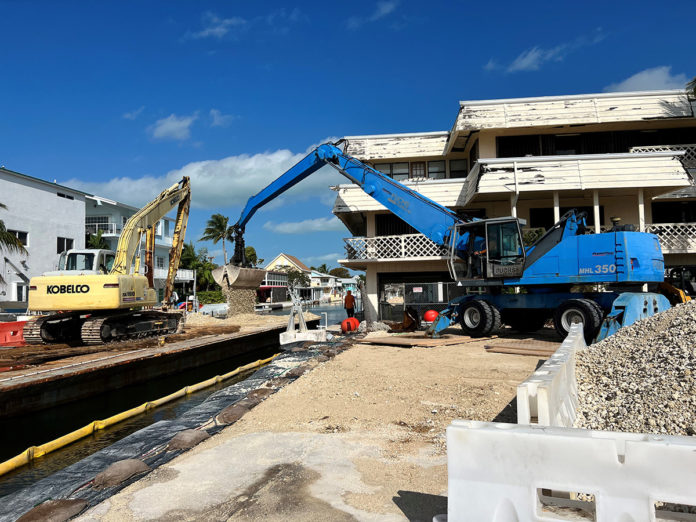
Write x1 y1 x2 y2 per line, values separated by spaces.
333 89 696 320
0 167 194 310
0 168 88 309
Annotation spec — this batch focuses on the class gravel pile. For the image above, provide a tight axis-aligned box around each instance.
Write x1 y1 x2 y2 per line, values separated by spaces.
357 321 390 333
222 287 257 316
574 301 696 435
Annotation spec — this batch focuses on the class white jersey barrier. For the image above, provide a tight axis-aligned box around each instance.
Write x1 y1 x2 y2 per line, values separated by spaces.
516 323 586 427
447 420 696 521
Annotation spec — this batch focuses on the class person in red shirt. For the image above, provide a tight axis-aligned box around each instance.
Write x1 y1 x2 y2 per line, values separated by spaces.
344 290 355 318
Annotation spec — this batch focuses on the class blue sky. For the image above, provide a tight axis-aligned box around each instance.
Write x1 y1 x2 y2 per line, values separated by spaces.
0 1 693 270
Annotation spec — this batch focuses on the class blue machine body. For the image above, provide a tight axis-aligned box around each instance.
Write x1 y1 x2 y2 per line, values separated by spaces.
230 141 671 342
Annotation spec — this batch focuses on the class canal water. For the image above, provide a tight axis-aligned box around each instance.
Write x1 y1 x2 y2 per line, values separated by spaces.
0 303 347 499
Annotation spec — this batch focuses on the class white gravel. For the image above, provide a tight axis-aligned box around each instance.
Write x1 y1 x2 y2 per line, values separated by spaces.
574 300 696 435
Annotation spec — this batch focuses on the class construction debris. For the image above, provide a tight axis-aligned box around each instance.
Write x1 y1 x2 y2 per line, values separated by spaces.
575 301 696 435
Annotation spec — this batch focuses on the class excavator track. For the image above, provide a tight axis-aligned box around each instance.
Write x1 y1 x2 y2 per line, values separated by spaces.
23 316 48 345
80 311 181 345
80 316 109 346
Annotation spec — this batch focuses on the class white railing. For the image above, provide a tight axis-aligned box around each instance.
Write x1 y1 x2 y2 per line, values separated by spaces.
646 222 696 253
85 223 120 235
344 233 449 260
153 268 195 281
631 144 696 169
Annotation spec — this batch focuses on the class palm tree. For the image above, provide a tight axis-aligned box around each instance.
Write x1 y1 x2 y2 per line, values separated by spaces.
0 202 28 284
199 213 233 265
0 203 27 255
87 230 110 249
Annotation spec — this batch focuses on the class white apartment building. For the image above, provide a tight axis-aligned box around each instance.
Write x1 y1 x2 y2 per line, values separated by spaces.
0 168 88 309
333 90 696 320
85 195 195 302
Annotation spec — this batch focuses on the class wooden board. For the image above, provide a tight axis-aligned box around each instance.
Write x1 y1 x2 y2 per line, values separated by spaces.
484 340 560 357
359 334 493 348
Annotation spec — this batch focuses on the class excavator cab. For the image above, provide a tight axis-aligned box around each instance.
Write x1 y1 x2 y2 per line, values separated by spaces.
448 218 526 282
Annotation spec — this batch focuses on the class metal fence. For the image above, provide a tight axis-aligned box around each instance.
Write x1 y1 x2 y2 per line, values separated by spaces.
379 282 484 321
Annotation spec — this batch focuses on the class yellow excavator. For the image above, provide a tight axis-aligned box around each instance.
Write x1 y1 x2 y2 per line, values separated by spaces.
25 177 191 345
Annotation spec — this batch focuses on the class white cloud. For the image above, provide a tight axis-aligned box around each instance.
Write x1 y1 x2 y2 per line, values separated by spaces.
603 66 688 92
347 1 398 29
188 11 246 40
123 106 145 120
303 252 343 265
262 216 345 234
209 109 236 127
148 113 198 141
62 145 346 211
487 29 605 73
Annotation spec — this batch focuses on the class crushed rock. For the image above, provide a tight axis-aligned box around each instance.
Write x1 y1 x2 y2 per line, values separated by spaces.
357 320 390 333
574 301 696 435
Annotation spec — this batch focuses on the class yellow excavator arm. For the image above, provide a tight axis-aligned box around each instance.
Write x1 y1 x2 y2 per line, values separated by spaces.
110 177 191 285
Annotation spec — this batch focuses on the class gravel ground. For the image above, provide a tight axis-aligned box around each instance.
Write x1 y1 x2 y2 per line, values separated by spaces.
575 301 696 435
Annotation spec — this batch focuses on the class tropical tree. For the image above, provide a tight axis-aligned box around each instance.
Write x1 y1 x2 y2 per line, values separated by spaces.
199 213 233 265
87 230 110 249
282 267 310 289
329 267 350 278
311 263 331 274
0 203 27 255
245 246 264 267
179 242 219 291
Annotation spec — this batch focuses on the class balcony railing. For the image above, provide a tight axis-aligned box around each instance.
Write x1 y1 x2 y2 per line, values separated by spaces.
153 268 195 281
646 223 696 253
631 144 696 169
344 223 696 262
344 233 448 261
85 223 120 235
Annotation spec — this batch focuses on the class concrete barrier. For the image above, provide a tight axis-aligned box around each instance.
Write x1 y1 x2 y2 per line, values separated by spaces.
0 320 26 346
447 420 696 521
516 323 586 427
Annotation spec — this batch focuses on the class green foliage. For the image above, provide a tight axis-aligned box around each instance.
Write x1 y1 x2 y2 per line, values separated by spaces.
523 227 545 246
310 263 331 274
179 241 220 291
87 230 110 249
0 202 27 256
197 290 224 304
245 246 263 267
199 213 233 264
328 267 350 278
283 267 310 289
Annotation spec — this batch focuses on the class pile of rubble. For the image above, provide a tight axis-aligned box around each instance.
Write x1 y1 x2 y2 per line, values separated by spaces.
574 301 696 435
222 287 257 316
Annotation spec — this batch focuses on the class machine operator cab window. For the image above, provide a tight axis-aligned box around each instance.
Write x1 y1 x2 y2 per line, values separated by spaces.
59 250 116 274
448 218 526 282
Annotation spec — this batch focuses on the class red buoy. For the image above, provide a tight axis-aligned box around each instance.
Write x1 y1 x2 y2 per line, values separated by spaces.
423 309 439 322
341 317 360 333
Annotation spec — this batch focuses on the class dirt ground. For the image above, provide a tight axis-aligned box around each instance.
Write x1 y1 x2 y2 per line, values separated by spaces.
80 329 544 521
1 312 315 369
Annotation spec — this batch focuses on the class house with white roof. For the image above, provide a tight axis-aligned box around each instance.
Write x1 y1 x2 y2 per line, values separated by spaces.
333 89 696 320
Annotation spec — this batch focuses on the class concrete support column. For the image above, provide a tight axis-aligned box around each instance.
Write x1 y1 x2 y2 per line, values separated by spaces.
366 213 376 237
638 189 645 232
593 190 600 234
364 265 379 322
553 191 560 223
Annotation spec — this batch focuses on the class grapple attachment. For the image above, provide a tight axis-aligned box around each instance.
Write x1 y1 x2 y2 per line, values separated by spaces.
212 264 266 290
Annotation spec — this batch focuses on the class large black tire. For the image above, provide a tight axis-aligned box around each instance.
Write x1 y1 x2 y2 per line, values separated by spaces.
504 309 548 333
458 300 500 337
553 299 602 343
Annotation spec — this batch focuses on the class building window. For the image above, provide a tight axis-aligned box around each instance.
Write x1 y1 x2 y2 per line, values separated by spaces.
164 220 170 237
16 283 28 302
7 230 28 246
155 221 163 236
374 163 391 176
57 192 75 200
57 237 74 254
122 216 129 226
411 162 426 178
392 163 409 181
427 161 446 180
449 159 469 179
156 256 165 269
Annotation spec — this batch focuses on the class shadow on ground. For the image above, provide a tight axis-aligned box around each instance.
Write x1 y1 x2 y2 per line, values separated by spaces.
393 490 447 521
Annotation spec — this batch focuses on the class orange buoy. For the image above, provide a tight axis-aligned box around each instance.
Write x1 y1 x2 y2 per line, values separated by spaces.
341 317 360 333
423 309 438 322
